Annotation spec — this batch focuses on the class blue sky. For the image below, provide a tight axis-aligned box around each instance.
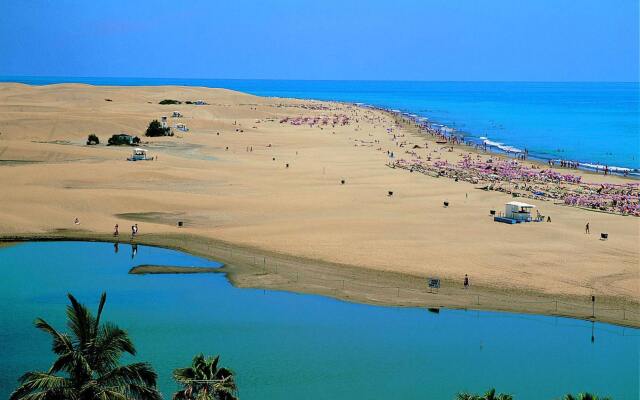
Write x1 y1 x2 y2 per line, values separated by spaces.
0 0 638 81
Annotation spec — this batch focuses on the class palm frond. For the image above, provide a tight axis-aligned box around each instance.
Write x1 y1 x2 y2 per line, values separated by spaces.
98 362 158 388
456 394 480 400
48 352 74 375
484 388 496 400
96 389 127 400
92 322 136 373
173 367 196 384
94 292 108 333
9 372 73 400
66 293 96 349
126 383 163 400
172 389 190 400
34 318 73 355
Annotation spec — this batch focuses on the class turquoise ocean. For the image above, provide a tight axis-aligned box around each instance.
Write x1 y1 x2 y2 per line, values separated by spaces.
1 77 638 173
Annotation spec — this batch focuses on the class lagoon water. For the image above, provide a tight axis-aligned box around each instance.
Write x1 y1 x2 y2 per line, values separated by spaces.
2 77 639 171
0 242 638 399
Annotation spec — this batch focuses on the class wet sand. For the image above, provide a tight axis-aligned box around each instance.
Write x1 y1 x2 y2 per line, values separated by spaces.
129 264 220 275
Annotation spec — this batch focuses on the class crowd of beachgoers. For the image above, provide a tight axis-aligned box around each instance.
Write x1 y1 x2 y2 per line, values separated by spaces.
394 155 639 216
387 119 640 217
279 113 351 127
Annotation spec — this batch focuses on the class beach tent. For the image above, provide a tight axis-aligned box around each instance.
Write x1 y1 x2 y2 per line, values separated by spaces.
504 201 535 221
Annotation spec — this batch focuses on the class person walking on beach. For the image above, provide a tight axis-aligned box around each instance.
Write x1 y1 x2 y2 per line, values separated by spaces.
585 222 590 234
464 274 469 289
113 224 119 237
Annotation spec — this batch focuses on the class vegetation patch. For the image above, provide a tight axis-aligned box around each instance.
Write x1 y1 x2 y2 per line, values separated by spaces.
107 134 140 146
159 99 181 105
86 133 99 145
145 119 172 137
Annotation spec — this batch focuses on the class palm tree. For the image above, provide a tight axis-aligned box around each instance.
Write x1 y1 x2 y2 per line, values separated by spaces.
10 292 161 400
172 354 238 400
563 394 611 400
456 388 513 400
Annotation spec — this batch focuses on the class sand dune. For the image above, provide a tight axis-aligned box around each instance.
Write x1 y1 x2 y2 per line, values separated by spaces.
0 83 637 317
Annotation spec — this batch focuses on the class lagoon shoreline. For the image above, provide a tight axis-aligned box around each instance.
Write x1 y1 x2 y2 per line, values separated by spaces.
2 232 638 329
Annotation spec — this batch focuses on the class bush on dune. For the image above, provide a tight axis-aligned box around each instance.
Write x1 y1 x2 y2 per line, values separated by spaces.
86 133 99 145
159 99 181 105
145 119 171 137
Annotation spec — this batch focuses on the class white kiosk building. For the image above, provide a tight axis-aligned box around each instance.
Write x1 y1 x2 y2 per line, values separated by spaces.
504 201 536 222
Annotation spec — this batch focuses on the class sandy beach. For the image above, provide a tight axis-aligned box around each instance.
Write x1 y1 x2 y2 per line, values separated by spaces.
0 83 638 326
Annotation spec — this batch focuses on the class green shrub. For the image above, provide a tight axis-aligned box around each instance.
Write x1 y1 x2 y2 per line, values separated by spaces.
86 133 100 145
159 99 181 105
145 119 171 137
107 134 138 145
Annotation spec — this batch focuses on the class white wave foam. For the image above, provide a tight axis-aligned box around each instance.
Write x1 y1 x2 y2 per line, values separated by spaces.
580 163 633 172
482 138 523 153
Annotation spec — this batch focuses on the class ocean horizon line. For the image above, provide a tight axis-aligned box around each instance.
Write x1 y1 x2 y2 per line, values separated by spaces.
1 75 639 85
